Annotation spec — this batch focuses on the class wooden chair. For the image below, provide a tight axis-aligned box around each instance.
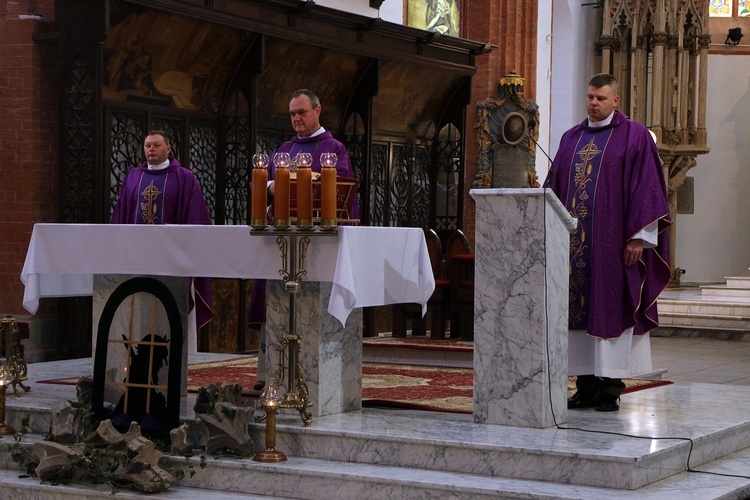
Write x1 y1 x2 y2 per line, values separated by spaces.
444 229 470 273
391 228 449 338
445 230 474 340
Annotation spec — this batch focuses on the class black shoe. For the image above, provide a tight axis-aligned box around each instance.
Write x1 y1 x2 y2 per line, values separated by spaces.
595 395 620 412
253 381 265 391
567 392 601 410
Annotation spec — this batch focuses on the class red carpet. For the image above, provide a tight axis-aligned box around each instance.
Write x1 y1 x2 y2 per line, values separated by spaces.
39 356 672 415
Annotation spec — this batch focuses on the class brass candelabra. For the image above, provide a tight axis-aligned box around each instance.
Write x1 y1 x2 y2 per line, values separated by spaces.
0 357 16 435
250 226 337 427
0 317 30 397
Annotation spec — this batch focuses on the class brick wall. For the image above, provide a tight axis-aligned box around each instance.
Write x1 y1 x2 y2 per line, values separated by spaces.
461 0 538 249
0 1 58 316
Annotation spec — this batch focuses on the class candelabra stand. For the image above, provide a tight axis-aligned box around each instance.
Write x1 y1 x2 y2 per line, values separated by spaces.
250 226 337 426
0 357 15 435
0 317 29 397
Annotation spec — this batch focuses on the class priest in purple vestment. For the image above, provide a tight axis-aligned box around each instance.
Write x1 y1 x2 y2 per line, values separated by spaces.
110 130 213 351
549 74 671 412
266 88 359 218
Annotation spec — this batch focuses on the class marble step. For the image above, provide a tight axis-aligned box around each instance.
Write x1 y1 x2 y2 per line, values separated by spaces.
726 276 750 288
699 277 750 298
0 465 274 499
658 311 750 330
362 343 473 368
3 435 750 499
251 393 750 492
8 383 750 492
162 446 750 499
701 285 750 298
657 298 750 331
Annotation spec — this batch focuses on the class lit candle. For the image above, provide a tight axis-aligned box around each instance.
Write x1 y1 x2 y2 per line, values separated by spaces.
273 152 291 227
295 153 313 228
251 153 268 228
320 152 337 227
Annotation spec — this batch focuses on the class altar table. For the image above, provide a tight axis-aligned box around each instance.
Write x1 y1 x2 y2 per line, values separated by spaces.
21 224 435 325
21 224 435 417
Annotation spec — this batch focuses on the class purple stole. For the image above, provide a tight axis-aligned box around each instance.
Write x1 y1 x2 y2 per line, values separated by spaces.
564 128 614 330
134 171 171 225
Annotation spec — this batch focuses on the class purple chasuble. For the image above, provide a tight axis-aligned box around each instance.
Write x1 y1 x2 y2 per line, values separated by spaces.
268 130 359 219
110 158 213 328
550 110 671 340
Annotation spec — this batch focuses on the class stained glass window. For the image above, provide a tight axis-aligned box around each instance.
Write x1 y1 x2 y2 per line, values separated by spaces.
709 0 733 17
740 0 750 16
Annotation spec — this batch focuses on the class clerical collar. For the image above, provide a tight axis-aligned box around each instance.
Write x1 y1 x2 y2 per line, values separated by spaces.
147 159 170 170
299 127 326 139
588 111 615 128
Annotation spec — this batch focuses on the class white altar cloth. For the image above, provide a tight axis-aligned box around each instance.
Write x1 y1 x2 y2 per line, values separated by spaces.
21 224 435 325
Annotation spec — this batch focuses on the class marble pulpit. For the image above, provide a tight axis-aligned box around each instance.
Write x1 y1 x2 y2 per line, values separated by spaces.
470 188 576 428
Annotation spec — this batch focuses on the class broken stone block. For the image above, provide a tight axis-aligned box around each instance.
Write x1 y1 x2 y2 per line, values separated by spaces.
170 423 194 455
49 403 84 444
198 401 255 456
32 441 76 481
216 383 244 406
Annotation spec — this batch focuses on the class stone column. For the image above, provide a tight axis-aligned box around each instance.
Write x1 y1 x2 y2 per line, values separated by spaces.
696 34 711 148
470 189 576 428
650 33 668 140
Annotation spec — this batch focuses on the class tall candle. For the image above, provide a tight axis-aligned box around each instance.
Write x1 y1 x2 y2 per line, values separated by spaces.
273 159 291 228
296 166 313 227
251 153 268 228
320 152 337 227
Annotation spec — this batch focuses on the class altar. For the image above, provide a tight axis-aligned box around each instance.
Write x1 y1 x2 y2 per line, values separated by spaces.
21 224 435 418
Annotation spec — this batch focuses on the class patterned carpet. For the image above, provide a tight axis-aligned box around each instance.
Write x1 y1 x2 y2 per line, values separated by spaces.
40 355 672 414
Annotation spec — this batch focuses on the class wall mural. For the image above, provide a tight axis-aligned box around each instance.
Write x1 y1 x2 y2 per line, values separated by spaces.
103 8 246 112
406 0 460 36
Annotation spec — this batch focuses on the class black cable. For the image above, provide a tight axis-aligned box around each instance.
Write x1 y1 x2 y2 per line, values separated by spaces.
529 134 554 166
540 188 750 481
528 134 553 187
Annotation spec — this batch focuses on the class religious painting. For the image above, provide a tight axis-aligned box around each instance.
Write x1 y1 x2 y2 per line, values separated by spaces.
501 112 528 146
406 0 460 36
103 4 247 112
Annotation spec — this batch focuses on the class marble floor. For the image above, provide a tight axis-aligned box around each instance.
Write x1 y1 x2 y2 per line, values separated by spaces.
4 334 750 498
652 334 750 385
